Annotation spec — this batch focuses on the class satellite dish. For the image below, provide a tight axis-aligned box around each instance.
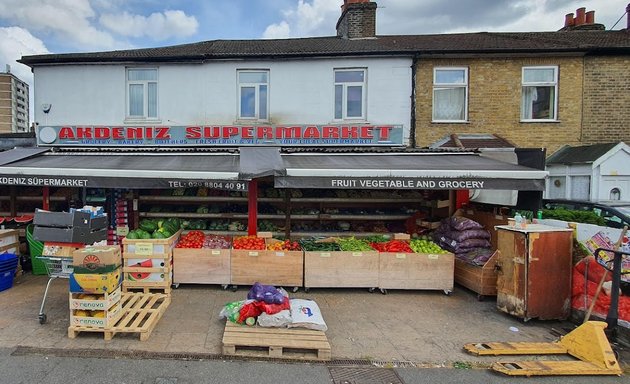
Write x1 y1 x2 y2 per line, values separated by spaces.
42 104 52 113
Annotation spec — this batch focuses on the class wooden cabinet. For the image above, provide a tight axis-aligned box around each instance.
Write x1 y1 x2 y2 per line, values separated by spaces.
495 224 573 321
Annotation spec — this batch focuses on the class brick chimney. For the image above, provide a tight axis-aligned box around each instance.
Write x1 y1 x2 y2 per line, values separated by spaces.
336 0 377 39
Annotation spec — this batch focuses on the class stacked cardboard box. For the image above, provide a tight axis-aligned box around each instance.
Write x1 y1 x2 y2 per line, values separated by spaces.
69 246 123 328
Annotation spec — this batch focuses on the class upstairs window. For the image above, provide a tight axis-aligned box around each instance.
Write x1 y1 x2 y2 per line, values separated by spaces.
334 69 366 120
127 68 158 119
238 70 269 120
432 67 468 122
521 66 558 121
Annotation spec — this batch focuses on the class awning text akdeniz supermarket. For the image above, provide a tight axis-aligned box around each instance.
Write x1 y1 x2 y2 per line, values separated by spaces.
0 177 88 187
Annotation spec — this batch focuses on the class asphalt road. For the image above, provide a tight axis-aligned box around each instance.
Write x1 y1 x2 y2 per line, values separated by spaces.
1 347 627 384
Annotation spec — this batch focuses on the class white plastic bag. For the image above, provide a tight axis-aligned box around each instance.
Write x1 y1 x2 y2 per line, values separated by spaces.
257 309 292 328
288 299 328 331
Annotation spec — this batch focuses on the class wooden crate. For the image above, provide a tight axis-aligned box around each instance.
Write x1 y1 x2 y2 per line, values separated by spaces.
68 291 170 341
0 229 19 254
378 252 454 291
122 230 181 292
304 251 379 288
453 250 499 299
231 248 303 287
222 321 331 361
173 248 230 285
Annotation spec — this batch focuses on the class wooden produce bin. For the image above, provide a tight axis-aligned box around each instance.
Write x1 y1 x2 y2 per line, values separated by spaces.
453 250 499 300
0 229 20 255
121 230 181 293
304 250 379 289
231 238 303 288
378 252 454 293
173 247 230 285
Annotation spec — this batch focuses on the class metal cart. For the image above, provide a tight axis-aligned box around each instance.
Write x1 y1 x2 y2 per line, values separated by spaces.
37 256 73 324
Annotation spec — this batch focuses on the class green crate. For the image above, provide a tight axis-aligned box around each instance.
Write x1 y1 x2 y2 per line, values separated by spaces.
26 224 46 275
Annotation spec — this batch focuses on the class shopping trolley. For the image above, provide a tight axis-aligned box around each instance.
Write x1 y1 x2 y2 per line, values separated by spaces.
37 255 74 324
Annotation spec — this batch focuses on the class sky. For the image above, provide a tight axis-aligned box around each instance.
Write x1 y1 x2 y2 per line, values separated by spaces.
0 0 628 124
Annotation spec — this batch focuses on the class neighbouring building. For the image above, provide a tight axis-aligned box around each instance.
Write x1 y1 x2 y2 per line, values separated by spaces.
0 65 29 133
546 141 630 202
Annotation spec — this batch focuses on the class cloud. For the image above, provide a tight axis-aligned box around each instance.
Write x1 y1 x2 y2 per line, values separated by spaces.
263 0 340 38
0 26 50 125
99 10 199 40
0 0 117 50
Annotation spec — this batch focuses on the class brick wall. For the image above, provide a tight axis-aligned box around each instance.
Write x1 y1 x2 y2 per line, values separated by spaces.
582 56 630 144
414 57 584 155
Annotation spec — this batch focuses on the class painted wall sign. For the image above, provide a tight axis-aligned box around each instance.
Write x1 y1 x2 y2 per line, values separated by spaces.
0 175 248 191
37 124 404 146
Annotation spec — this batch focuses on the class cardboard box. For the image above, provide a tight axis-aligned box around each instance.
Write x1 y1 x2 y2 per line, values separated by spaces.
72 246 121 273
69 268 122 293
69 286 121 311
43 243 85 257
70 302 122 328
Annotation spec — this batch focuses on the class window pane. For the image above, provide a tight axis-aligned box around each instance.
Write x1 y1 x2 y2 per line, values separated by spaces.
239 72 268 83
259 85 268 119
433 87 465 120
129 84 143 116
128 69 157 81
147 82 157 118
435 70 465 84
334 85 342 119
522 86 554 119
240 86 255 117
335 70 364 83
523 68 555 83
347 86 362 117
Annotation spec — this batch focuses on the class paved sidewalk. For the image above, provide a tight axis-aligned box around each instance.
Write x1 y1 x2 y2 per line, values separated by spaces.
1 273 627 369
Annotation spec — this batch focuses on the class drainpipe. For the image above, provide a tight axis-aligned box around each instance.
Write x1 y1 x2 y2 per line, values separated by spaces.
410 55 418 148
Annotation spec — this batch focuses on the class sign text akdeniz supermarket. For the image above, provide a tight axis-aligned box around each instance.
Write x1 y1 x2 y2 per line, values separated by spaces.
37 124 404 146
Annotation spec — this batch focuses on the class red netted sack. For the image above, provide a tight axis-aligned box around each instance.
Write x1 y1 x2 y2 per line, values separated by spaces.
574 256 610 284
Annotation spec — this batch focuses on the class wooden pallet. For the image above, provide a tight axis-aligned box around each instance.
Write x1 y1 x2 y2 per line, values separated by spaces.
222 321 331 361
121 285 172 294
68 292 170 341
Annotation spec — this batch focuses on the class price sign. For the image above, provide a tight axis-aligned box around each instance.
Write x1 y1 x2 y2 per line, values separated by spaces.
135 243 154 256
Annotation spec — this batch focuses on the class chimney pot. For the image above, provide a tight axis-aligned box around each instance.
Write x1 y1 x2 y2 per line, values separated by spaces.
575 7 586 25
564 13 575 27
585 10 594 24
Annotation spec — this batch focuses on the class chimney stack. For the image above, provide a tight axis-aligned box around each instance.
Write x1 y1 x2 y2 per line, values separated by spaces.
627 3 630 29
336 0 377 39
559 7 604 31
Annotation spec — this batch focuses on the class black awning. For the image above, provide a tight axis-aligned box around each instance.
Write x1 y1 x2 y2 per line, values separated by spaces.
274 152 547 191
0 152 247 190
0 147 50 165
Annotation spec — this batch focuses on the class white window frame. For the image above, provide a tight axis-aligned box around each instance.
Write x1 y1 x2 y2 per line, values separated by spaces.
521 66 558 122
432 67 468 123
126 68 159 121
334 68 367 121
237 69 269 121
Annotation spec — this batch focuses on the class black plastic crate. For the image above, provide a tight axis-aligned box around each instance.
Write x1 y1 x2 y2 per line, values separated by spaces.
34 210 108 230
33 226 107 244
